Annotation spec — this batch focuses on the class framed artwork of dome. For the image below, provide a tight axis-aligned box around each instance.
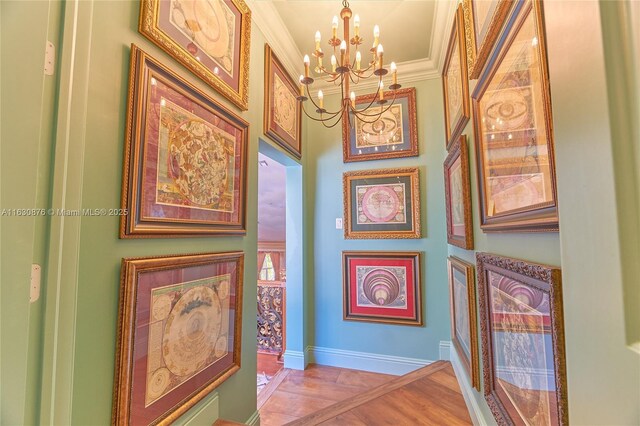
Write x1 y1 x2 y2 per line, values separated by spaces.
476 252 567 426
120 45 248 238
264 43 302 159
113 251 244 426
139 0 251 110
342 251 422 326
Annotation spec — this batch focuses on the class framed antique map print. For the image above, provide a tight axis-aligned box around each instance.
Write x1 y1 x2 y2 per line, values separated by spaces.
343 167 421 239
342 87 418 163
139 0 251 110
448 256 479 390
264 44 302 159
343 251 422 326
476 252 567 425
120 45 248 238
443 4 470 150
444 135 474 249
462 0 514 79
472 0 558 232
113 251 244 426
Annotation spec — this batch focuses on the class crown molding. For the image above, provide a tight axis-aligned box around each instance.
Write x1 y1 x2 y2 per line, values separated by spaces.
245 0 303 80
433 0 459 74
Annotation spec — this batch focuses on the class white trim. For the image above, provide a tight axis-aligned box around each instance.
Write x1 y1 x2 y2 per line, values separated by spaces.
245 410 260 426
308 346 433 376
439 340 451 361
450 344 489 426
179 394 219 426
283 348 308 370
434 0 459 73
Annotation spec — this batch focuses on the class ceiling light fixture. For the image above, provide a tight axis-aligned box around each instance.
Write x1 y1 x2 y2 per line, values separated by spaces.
298 0 401 128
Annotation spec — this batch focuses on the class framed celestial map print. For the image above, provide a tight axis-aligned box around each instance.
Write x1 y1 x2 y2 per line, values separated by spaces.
444 135 474 249
343 251 422 326
476 252 567 426
442 4 470 150
264 44 302 159
448 256 479 390
462 0 514 79
112 251 244 426
342 87 418 163
343 167 421 239
471 0 558 232
120 45 248 238
139 0 251 110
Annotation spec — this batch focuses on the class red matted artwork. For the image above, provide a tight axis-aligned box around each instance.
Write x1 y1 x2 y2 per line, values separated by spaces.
342 251 422 326
120 45 249 238
113 252 244 426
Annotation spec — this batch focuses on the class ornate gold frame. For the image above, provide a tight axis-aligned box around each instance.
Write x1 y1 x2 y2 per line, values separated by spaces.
343 251 423 326
120 45 249 238
263 44 302 160
462 0 514 79
443 4 471 150
471 0 558 233
341 87 418 163
476 252 567 425
343 167 421 239
139 0 251 110
447 256 479 390
444 135 474 249
112 251 244 426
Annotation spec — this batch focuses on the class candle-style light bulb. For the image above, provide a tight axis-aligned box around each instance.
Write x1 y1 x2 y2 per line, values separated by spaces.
304 54 310 77
315 31 321 50
332 16 339 38
318 90 324 109
355 50 362 70
354 14 360 37
299 75 304 96
340 40 347 52
377 44 384 70
340 40 347 66
350 91 356 108
390 62 397 85
373 25 380 48
331 54 337 72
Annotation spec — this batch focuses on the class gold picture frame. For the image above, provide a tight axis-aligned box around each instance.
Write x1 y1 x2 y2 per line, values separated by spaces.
462 0 514 79
343 167 421 239
471 0 558 233
139 0 252 110
263 44 302 159
448 256 479 390
443 4 471 150
112 251 244 426
444 135 474 249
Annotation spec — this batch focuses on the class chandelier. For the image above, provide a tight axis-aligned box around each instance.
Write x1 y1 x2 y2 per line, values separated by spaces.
298 0 402 128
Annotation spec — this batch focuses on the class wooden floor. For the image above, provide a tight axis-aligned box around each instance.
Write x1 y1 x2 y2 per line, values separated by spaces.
258 352 284 377
259 361 471 426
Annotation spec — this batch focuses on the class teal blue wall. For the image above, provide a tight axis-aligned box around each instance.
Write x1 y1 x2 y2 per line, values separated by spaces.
306 78 451 361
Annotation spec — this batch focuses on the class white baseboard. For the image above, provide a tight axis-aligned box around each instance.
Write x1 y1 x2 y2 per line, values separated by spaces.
450 344 488 426
439 340 451 360
283 348 308 370
246 410 260 426
308 346 433 376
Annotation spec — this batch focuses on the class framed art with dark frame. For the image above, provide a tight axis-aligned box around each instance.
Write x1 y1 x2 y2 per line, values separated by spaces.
476 252 567 425
462 0 514 79
448 256 479 390
444 135 474 249
120 45 249 238
342 87 418 162
471 0 558 233
139 0 252 110
343 167 421 239
343 251 422 326
264 43 302 159
112 251 244 426
442 4 470 150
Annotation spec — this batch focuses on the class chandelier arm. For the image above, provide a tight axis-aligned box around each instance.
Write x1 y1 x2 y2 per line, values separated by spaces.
319 111 345 128
352 91 398 119
304 83 342 116
301 101 343 123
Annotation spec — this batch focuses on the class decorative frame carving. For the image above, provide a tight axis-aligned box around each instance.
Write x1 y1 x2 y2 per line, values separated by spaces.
444 135 474 249
139 0 251 110
476 252 568 425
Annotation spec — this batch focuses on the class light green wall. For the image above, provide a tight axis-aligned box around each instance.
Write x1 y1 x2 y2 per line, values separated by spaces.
306 78 452 361
1 1 62 424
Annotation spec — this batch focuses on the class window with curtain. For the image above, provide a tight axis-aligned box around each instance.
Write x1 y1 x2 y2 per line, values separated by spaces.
259 253 276 281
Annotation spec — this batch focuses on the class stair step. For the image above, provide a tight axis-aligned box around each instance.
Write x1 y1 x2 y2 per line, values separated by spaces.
284 360 449 426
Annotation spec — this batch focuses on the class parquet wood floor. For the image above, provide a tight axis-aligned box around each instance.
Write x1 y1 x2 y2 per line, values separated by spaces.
259 361 472 426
